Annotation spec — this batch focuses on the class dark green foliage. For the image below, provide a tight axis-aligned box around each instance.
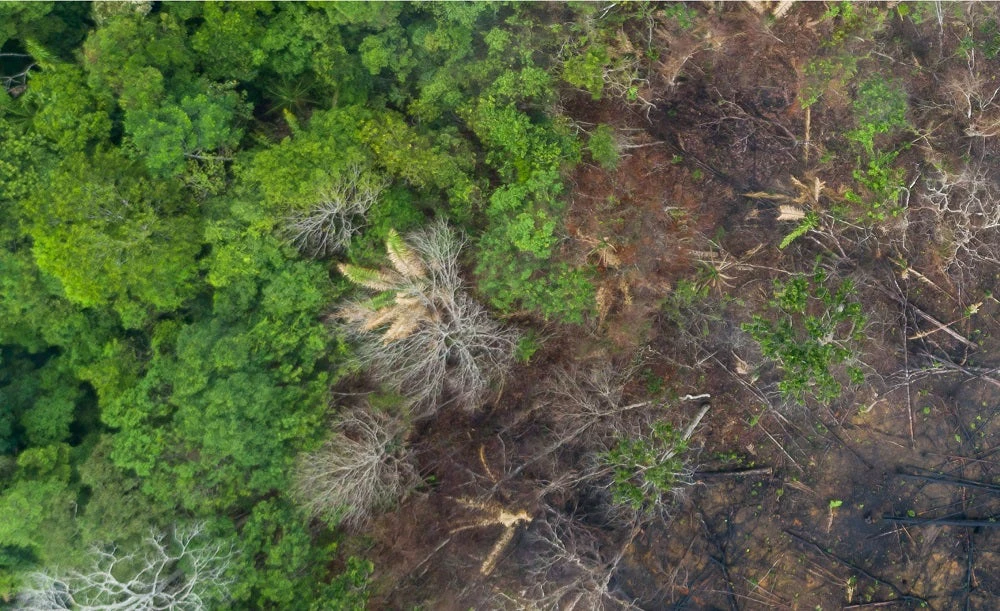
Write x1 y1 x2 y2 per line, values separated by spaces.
603 422 689 514
742 268 867 405
229 499 371 610
103 245 335 512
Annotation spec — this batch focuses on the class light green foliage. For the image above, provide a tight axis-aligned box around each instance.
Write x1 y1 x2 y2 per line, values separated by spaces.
244 107 370 214
801 2 885 109
661 3 700 30
843 150 907 222
515 330 542 363
563 44 610 99
25 150 201 321
464 71 594 322
779 212 820 249
359 111 478 215
603 422 689 514
836 78 910 224
742 268 867 405
26 63 112 151
821 2 886 47
801 56 857 108
847 78 909 154
588 124 620 171
476 171 595 323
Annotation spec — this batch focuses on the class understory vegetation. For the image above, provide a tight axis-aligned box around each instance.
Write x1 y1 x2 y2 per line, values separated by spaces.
6 1 1000 609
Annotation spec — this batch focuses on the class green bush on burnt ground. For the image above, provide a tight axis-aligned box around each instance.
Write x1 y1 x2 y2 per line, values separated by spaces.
841 78 911 224
742 267 867 406
602 421 690 515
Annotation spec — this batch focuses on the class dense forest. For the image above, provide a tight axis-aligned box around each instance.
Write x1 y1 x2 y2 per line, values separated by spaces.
5 1 1000 609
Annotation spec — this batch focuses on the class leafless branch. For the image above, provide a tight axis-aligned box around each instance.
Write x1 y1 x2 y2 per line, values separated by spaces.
16 523 234 611
292 407 416 530
338 221 519 415
284 165 387 257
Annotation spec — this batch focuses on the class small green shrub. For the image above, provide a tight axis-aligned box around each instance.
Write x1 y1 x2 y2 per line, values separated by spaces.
587 124 619 171
779 212 820 249
801 56 857 108
660 3 699 30
563 44 609 99
847 78 909 154
603 421 689 514
515 330 542 363
742 267 867 405
843 150 906 223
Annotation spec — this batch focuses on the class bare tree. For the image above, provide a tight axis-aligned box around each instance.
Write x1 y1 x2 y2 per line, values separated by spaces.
920 165 1000 280
284 165 387 257
516 510 640 610
942 50 1000 139
544 363 647 446
292 407 416 530
16 523 233 611
337 221 519 415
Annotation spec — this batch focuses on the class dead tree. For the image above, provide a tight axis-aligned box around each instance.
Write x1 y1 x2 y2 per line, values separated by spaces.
337 221 519 415
517 510 640 610
292 407 416 530
284 165 387 257
15 523 233 611
920 166 1000 281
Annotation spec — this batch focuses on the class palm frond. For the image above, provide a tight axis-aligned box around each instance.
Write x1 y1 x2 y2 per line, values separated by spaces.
339 264 402 291
385 229 426 279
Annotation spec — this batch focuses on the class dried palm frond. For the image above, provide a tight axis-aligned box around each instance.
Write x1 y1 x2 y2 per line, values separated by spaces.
382 306 427 343
777 205 806 221
578 232 623 268
744 0 796 19
336 221 519 414
773 0 796 19
385 229 426 278
747 175 825 218
691 241 761 291
596 285 615 324
360 304 404 332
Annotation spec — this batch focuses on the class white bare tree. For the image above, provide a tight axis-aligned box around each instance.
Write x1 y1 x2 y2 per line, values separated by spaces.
292 408 416 530
284 165 387 257
517 510 640 610
920 166 1000 279
15 523 233 611
544 363 646 446
338 221 519 415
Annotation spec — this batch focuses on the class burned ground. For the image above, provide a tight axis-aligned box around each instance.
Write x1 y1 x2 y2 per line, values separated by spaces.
359 3 1000 610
